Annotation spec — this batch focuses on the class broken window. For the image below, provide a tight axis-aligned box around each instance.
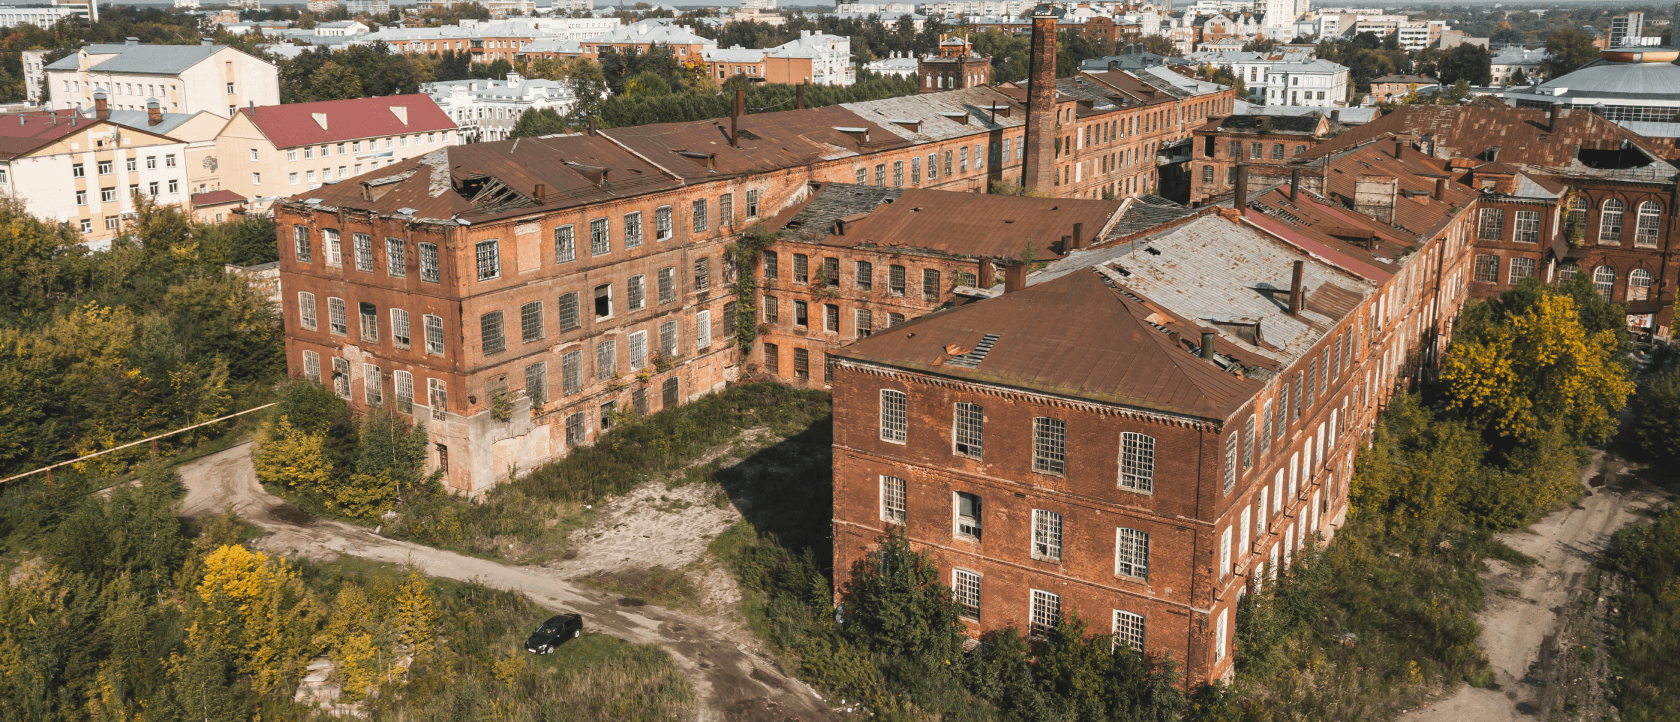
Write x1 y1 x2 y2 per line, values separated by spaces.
1243 416 1255 470
746 189 759 218
1473 254 1499 282
794 347 809 379
954 402 983 459
594 284 613 318
424 314 444 355
888 312 905 326
880 475 906 523
561 350 582 395
1032 509 1062 560
855 308 873 337
763 251 778 279
590 218 610 255
696 310 712 349
524 362 546 408
955 491 982 539
655 206 673 240
328 297 347 336
824 304 838 333
1635 201 1661 248
793 254 808 284
889 265 906 296
763 342 780 374
692 198 708 233
555 224 576 263
822 257 839 288
953 569 980 618
629 330 648 370
658 267 675 305
633 387 648 416
1224 433 1238 495
659 320 677 358
394 370 414 414
475 240 500 281
596 339 617 380
332 358 351 398
794 300 808 327
429 378 447 420
1601 199 1625 244
695 257 710 293
1033 417 1066 476
879 389 907 442
1029 589 1060 639
662 377 679 408
392 309 411 349
719 193 733 225
627 275 645 311
764 296 779 323
1115 528 1149 579
923 269 941 301
856 261 873 291
303 350 320 382
299 292 317 330
1630 268 1654 301
1593 265 1616 301
1477 208 1505 241
723 301 737 342
386 238 406 277
624 212 643 248
480 312 505 355
565 412 585 445
557 292 580 331
420 242 440 283
294 225 312 262
521 301 544 343
1113 610 1145 652
600 400 617 431
1509 257 1536 284
364 363 382 405
359 302 379 344
1120 432 1155 492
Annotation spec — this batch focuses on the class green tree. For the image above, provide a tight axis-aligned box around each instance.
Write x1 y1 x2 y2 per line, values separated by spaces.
252 415 335 492
1510 67 1529 86
1544 28 1599 78
1437 43 1492 86
838 532 966 673
1632 366 1680 462
507 107 570 139
311 61 364 101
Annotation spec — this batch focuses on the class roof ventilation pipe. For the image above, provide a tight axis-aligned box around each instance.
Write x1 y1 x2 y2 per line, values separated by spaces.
1550 102 1561 133
1070 222 1085 250
1234 164 1248 213
1287 260 1304 317
1290 167 1299 202
1004 262 1026 293
1200 331 1216 360
1433 177 1447 201
730 89 743 148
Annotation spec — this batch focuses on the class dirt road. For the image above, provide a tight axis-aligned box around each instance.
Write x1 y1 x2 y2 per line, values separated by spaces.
177 443 839 722
1400 452 1663 721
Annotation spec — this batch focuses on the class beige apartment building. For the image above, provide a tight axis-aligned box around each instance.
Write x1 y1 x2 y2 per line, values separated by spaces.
45 38 278 118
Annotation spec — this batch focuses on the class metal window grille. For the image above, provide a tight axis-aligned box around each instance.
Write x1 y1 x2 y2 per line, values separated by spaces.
392 309 410 349
880 389 907 442
1120 432 1155 491
557 292 580 331
429 378 447 420
889 265 906 295
723 301 737 341
328 297 347 335
875 164 886 185
1293 372 1303 421
822 257 839 287
824 304 838 333
912 156 921 183
419 242 439 282
1508 257 1536 284
1635 202 1661 247
927 153 938 179
746 189 759 217
696 310 712 349
1033 417 1066 475
629 330 648 370
565 412 585 445
764 296 779 323
1116 527 1150 579
1305 358 1316 409
1260 401 1273 450
481 312 505 354
954 402 983 459
590 218 610 255
953 569 980 618
294 225 312 262
764 342 780 374
385 238 406 276
1473 254 1499 282
1600 199 1624 243
633 387 648 416
561 350 582 395
655 206 672 240
956 492 982 539
1033 509 1063 561
524 362 547 407
793 254 808 284
922 269 940 301
880 475 906 523
1593 265 1616 300
695 258 710 292
719 193 732 225
299 293 317 330
354 233 374 272
1113 611 1145 652
555 224 576 262
660 320 677 358
303 351 320 382
763 251 778 279
624 212 643 248
364 363 383 405
793 347 809 379
521 301 544 343
628 275 645 310
1029 589 1060 638
1243 416 1255 469
692 199 708 232
332 358 351 398
855 308 873 337
1224 433 1238 494
395 370 413 414
1513 210 1541 244
424 314 444 355
1477 208 1504 241
658 267 675 305
893 160 903 186
856 261 873 290
475 240 500 280
596 339 616 380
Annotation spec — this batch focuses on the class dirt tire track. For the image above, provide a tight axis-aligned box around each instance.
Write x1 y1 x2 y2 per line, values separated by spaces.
176 442 838 722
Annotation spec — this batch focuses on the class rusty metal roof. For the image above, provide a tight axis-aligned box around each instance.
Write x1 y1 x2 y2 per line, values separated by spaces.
1308 141 1476 244
600 105 912 183
835 268 1263 421
842 86 1025 142
764 182 1124 260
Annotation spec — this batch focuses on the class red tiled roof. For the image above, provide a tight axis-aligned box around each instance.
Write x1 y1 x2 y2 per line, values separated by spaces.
0 110 91 159
191 190 245 205
242 95 455 149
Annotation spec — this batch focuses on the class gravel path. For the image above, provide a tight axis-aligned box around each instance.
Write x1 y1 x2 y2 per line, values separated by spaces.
176 442 839 722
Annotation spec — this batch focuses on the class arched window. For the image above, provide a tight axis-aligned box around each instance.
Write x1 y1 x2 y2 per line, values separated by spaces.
1600 198 1625 244
1557 263 1580 284
1629 268 1654 301
1592 265 1616 301
1567 195 1588 235
1635 201 1661 248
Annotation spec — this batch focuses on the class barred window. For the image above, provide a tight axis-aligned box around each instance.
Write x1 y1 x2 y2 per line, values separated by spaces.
1033 509 1063 561
793 254 808 284
294 225 312 262
1112 610 1145 653
856 261 873 291
953 402 983 459
889 265 906 296
953 569 981 618
565 412 585 445
1513 210 1541 244
424 314 444 355
746 188 759 218
394 370 414 414
764 296 779 323
391 308 411 349
624 212 643 248
589 218 610 256
1601 199 1625 244
658 267 675 305
660 320 677 358
695 257 710 292
1115 527 1150 579
1120 432 1155 491
354 233 374 272
1477 208 1504 241
923 268 941 301
303 350 320 382
555 224 576 263
299 292 317 330
655 206 673 240
1029 589 1060 639
719 193 733 225
332 358 350 398
763 251 778 279
794 347 809 379
692 198 708 233
855 308 873 337
1243 416 1255 469
1473 254 1499 282
955 492 982 539
596 339 616 380
880 475 906 523
1033 417 1066 476
525 362 547 408
696 310 712 349
561 350 582 395
629 330 648 370
879 389 907 442
521 301 544 343
475 240 500 281
627 275 646 310
481 312 505 354
1509 257 1536 284
420 242 440 283
328 297 348 335
764 342 780 374
557 292 580 331
364 363 382 405
429 378 447 421
1224 433 1238 494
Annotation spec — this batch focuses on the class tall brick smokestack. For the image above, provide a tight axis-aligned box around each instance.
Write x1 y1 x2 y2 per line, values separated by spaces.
1022 5 1058 195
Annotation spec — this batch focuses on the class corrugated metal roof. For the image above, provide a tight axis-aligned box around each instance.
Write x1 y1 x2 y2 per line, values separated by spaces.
841 86 1024 142
47 42 243 74
602 105 910 182
244 94 456 149
0 110 89 159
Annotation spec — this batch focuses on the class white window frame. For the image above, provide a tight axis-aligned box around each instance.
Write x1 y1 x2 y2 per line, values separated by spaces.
879 389 907 443
880 474 906 523
1029 589 1060 638
1120 432 1155 492
1032 509 1063 561
1115 527 1149 579
1112 610 1145 653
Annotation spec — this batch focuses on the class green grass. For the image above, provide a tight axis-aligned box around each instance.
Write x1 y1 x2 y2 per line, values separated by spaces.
577 566 705 612
1601 501 1680 722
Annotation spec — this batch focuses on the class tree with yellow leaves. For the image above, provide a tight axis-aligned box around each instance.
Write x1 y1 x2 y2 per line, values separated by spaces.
319 585 383 702
192 544 319 695
393 570 438 656
252 415 334 493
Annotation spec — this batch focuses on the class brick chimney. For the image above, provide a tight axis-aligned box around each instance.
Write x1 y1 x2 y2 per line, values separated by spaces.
1021 5 1058 195
1354 175 1399 224
146 98 162 126
1004 262 1027 293
93 89 108 121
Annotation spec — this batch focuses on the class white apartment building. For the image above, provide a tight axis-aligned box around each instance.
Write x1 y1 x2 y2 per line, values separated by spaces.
0 5 84 28
22 49 47 103
424 73 574 143
861 53 918 79
1490 47 1546 86
771 30 854 86
315 21 370 36
45 39 279 118
345 0 389 13
1236 58 1347 106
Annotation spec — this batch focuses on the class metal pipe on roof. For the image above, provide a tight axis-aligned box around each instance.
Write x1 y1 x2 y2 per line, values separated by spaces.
1071 222 1084 250
1290 167 1299 202
731 89 743 148
1393 138 1404 159
1200 331 1216 360
797 82 805 110
1433 177 1446 201
1234 164 1247 213
1288 260 1304 317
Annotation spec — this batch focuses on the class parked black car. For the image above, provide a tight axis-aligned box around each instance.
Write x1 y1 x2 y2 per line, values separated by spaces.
525 613 583 654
